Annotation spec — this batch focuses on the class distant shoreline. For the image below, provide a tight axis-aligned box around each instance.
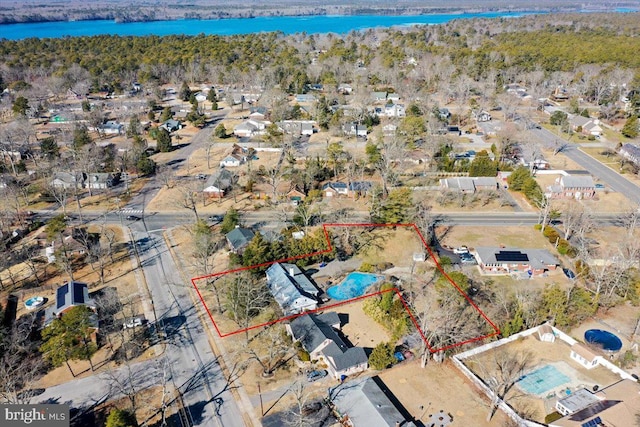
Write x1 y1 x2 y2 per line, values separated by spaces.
0 6 556 26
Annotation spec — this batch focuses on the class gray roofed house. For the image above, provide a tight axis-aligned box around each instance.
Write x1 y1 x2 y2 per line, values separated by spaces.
266 263 320 315
440 177 497 193
342 122 368 137
160 119 182 132
45 281 97 325
225 227 255 254
276 120 315 136
370 91 388 102
51 171 86 189
97 121 124 135
288 312 343 356
287 312 368 379
546 175 596 199
475 246 559 277
348 181 373 196
619 143 640 166
203 169 236 198
86 172 119 190
330 376 416 427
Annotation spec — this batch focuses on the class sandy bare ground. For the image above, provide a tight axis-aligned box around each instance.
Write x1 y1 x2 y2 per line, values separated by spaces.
437 225 552 250
379 359 510 426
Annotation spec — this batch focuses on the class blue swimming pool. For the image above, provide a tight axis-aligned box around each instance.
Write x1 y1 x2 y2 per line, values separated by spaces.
326 272 384 300
517 365 571 395
585 329 623 352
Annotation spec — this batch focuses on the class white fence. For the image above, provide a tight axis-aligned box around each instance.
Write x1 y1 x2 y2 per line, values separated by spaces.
451 323 635 426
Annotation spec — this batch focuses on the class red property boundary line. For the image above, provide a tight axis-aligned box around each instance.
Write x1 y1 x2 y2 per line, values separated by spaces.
191 223 501 353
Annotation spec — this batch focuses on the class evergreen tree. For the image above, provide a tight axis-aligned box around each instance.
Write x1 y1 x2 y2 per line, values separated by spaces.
105 409 138 427
622 115 639 138
179 82 192 101
371 187 413 224
40 136 59 160
220 208 239 233
159 107 172 122
368 342 396 370
136 153 156 176
468 153 498 177
242 233 272 268
156 128 172 152
12 96 29 116
126 115 140 138
73 125 92 150
39 305 98 375
214 123 227 139
365 141 382 165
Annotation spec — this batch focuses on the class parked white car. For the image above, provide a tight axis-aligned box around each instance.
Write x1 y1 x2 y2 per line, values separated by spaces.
123 317 145 329
453 246 469 254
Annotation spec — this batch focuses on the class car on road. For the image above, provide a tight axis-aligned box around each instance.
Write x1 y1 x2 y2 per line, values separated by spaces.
208 214 224 222
306 370 327 382
453 246 469 254
123 317 146 329
126 215 142 221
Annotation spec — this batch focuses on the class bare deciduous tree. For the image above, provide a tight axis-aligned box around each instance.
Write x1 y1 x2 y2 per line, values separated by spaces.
471 349 533 421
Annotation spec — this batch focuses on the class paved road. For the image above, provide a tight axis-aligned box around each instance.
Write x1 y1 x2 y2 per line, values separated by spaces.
130 225 245 427
35 209 628 230
125 109 228 213
529 128 640 205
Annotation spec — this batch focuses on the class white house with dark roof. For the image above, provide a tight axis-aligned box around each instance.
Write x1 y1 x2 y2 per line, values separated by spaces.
330 376 416 427
287 312 368 379
45 281 96 326
322 181 349 197
475 247 559 277
203 169 235 199
266 263 320 315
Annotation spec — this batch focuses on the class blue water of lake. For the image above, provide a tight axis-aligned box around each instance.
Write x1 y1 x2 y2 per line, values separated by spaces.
0 11 539 40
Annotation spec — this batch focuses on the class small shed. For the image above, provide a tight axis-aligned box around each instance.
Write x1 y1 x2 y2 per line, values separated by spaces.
537 324 555 343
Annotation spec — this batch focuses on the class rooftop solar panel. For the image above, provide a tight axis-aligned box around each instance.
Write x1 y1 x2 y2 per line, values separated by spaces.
56 283 69 310
570 401 619 422
72 282 84 304
495 250 529 262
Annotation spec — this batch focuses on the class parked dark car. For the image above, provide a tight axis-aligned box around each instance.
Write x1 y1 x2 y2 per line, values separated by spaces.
563 268 576 280
208 214 224 222
460 253 477 264
306 370 327 382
